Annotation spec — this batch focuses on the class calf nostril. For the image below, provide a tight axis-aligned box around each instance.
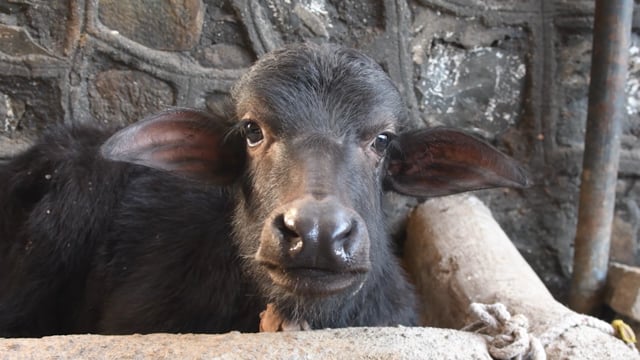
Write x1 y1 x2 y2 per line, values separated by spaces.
273 214 304 254
333 218 354 242
332 219 358 256
274 214 298 238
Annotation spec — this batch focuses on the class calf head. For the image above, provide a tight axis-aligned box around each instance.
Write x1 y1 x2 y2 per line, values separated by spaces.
101 43 529 324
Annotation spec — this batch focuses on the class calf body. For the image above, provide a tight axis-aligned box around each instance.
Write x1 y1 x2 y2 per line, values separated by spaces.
0 127 261 336
0 43 528 337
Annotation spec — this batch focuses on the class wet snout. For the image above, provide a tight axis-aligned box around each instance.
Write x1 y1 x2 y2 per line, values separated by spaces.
278 196 364 267
256 196 371 295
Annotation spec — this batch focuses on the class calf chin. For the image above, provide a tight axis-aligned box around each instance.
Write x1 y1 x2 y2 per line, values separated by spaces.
260 266 368 298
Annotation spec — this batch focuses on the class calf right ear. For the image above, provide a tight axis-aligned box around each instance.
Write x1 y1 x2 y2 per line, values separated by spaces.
100 108 245 185
385 128 531 197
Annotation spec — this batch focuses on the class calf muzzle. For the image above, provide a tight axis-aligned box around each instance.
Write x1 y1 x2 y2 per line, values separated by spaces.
256 196 370 296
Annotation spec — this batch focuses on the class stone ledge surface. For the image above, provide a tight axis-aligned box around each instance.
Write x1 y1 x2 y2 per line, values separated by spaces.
0 327 491 360
2 324 635 359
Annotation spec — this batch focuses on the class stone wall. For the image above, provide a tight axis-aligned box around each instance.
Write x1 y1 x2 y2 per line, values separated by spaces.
0 0 639 303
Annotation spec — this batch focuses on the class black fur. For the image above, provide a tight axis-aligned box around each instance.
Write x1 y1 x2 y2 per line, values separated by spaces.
0 128 265 336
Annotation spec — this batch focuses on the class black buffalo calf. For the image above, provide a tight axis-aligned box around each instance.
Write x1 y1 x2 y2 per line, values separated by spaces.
0 43 529 337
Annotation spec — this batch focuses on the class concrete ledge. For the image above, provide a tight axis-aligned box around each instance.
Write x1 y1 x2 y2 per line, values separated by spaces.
1 324 635 359
0 327 491 360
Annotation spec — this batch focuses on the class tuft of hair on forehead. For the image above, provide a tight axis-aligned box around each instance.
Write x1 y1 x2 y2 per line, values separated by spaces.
231 43 408 132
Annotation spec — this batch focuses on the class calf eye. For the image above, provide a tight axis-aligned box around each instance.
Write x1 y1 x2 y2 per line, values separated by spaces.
244 121 264 147
371 133 392 155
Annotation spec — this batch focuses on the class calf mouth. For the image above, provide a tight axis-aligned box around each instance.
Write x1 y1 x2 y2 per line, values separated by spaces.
259 261 368 297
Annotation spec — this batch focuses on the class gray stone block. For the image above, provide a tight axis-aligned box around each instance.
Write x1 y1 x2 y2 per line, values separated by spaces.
608 262 640 322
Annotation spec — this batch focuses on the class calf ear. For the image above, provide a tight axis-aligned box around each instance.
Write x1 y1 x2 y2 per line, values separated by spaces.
100 108 245 185
385 128 531 197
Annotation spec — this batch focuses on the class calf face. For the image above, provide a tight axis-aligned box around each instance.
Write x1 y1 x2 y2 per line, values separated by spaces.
230 46 408 303
101 43 529 327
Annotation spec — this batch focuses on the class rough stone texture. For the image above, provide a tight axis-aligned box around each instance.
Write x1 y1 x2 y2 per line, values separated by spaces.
98 0 205 51
415 39 526 135
0 0 640 338
410 9 527 137
0 92 25 134
89 70 176 127
0 1 74 57
0 326 634 359
0 25 52 57
0 75 63 156
196 43 255 68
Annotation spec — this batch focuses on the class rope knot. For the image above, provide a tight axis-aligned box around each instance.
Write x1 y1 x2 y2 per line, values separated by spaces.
463 303 545 360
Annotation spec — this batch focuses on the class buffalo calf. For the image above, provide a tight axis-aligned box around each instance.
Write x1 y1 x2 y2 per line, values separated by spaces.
0 43 529 337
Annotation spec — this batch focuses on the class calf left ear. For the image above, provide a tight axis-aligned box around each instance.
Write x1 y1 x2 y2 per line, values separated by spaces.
101 108 245 185
385 128 531 197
